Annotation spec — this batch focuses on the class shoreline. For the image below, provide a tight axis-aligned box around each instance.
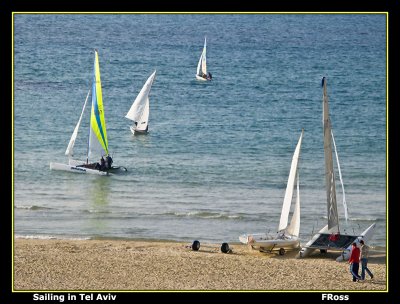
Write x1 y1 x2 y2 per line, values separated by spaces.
14 238 387 291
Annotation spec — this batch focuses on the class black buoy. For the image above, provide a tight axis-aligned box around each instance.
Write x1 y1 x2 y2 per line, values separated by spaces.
221 242 230 253
192 240 200 251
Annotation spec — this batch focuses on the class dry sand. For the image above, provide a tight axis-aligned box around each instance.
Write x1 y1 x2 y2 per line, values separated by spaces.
13 238 386 291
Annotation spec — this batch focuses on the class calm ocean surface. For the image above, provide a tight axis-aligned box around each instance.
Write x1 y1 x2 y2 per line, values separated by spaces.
13 14 386 248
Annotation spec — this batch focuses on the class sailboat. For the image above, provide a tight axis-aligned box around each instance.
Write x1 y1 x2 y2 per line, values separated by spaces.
298 77 375 259
50 49 126 176
195 37 212 81
125 70 156 135
239 129 304 255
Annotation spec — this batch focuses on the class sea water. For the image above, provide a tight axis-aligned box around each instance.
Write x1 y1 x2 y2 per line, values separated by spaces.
13 14 386 248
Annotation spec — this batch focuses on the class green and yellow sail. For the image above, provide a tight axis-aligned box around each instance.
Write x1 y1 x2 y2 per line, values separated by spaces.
88 50 108 159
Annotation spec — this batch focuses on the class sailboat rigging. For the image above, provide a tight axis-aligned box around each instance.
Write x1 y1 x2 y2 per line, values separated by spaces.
195 37 212 81
298 77 375 259
125 70 156 135
239 129 304 255
50 49 127 175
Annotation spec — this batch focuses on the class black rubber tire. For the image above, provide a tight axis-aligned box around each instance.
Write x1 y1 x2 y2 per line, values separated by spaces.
192 240 200 251
221 242 230 253
320 249 327 254
279 248 285 255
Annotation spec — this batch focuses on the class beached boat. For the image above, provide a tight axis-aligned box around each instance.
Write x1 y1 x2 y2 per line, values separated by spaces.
297 77 375 259
50 49 127 176
195 37 212 81
125 70 156 135
239 129 304 255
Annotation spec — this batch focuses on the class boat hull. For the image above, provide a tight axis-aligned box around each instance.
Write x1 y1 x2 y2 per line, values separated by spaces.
50 162 110 176
335 223 376 262
297 223 376 260
130 125 148 135
239 233 300 252
195 75 209 81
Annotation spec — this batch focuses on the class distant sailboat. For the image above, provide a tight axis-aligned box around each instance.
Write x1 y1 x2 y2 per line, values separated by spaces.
298 77 375 259
239 129 304 255
50 49 127 175
125 70 156 135
195 37 212 81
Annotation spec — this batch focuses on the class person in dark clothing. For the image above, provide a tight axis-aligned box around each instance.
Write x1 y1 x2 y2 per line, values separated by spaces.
207 72 212 80
348 242 362 282
106 155 113 169
100 157 106 171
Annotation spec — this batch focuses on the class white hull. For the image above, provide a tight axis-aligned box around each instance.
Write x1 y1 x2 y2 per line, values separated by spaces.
335 223 376 262
195 75 208 81
130 125 148 135
297 223 376 259
49 162 110 176
239 233 300 252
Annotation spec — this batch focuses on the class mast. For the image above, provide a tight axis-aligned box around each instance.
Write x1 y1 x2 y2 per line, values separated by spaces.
322 77 339 232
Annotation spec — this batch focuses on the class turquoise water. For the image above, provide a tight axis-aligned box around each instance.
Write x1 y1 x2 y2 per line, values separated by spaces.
13 14 386 248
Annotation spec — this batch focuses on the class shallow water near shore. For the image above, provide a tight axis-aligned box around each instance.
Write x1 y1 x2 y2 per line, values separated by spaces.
13 14 386 248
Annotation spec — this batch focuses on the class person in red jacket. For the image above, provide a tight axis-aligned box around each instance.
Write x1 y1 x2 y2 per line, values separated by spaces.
348 242 362 282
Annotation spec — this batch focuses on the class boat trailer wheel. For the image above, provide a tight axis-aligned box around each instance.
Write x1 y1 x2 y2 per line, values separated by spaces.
191 240 200 251
190 240 231 253
221 242 230 253
279 248 285 255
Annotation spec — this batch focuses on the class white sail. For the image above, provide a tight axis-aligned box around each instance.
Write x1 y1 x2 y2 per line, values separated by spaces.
136 98 149 131
286 171 300 237
278 129 304 232
125 70 156 130
322 77 339 232
331 130 348 222
65 89 90 158
196 37 207 76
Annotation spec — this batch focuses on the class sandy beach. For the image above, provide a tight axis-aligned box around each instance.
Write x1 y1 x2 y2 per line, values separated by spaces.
13 238 386 291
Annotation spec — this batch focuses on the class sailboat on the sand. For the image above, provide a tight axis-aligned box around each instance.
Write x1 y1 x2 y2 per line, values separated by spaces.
239 130 304 255
195 37 212 81
50 49 127 176
125 70 156 135
298 77 375 259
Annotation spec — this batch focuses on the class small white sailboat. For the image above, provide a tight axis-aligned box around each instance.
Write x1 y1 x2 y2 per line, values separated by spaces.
125 70 156 135
239 129 304 255
50 49 126 176
195 37 212 81
298 77 375 259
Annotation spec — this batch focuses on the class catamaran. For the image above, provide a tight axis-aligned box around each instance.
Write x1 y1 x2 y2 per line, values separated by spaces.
195 37 212 81
239 129 304 255
50 49 126 176
125 70 156 135
297 77 375 259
